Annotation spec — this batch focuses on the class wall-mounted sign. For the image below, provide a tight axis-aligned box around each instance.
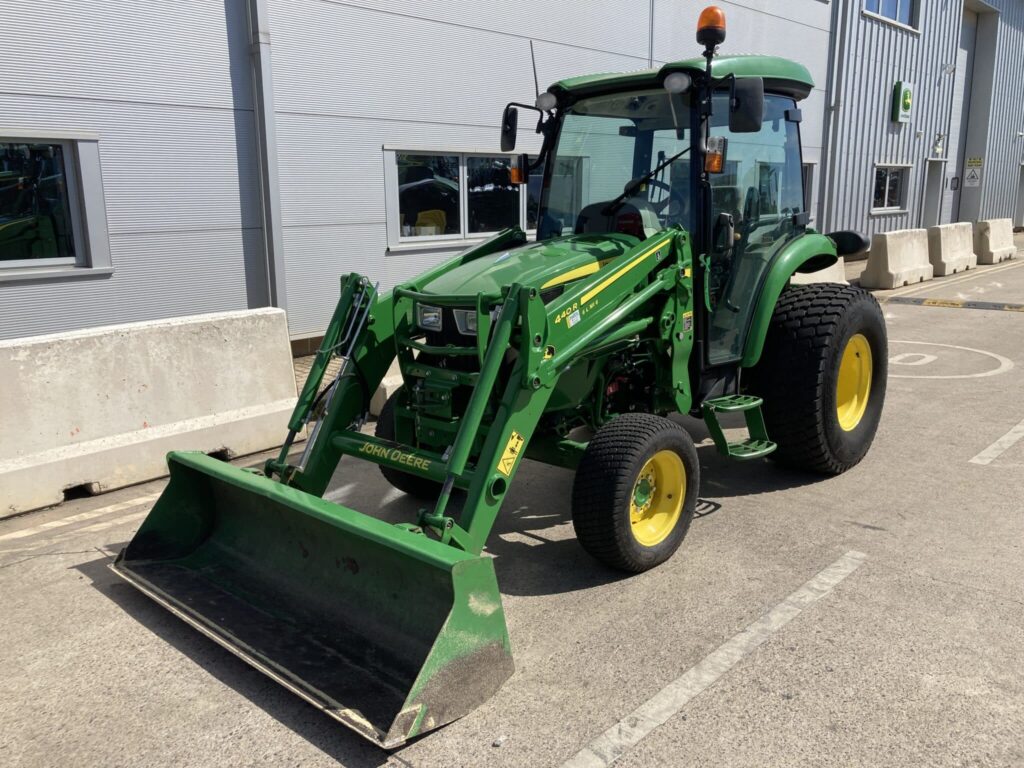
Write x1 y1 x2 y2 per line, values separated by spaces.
892 81 913 123
964 157 983 187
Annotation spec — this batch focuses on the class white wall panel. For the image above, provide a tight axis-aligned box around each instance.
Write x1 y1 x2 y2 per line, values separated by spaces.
0 0 252 111
0 229 263 340
299 0 653 58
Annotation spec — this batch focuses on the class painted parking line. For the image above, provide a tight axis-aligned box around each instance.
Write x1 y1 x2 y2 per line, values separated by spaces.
969 417 1024 466
883 259 1024 299
561 550 868 768
888 296 1024 312
0 493 160 544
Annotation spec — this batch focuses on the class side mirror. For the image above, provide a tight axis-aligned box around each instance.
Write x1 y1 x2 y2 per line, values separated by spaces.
500 105 519 152
729 77 764 134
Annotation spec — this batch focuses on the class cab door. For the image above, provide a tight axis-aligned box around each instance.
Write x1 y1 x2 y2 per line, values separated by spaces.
705 94 806 365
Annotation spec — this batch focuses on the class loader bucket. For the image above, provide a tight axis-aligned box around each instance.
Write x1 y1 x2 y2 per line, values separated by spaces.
112 452 513 748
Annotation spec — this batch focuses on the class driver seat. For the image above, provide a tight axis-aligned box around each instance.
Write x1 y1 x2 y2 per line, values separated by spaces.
575 198 661 239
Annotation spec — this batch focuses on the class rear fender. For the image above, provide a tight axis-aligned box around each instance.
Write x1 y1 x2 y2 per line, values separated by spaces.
740 232 838 368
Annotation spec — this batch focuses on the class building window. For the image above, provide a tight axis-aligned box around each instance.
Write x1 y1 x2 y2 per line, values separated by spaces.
872 165 909 212
0 140 80 267
397 153 461 238
388 150 540 245
864 0 916 28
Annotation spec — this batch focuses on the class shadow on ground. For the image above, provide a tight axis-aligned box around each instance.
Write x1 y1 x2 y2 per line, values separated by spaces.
74 552 391 768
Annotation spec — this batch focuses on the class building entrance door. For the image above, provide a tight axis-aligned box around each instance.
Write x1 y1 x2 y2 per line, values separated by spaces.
1016 165 1024 228
921 160 945 229
945 10 978 222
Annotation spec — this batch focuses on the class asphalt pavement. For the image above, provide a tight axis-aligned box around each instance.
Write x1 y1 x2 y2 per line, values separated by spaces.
2 256 1023 768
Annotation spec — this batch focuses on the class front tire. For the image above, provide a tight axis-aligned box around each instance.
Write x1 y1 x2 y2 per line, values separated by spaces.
571 414 699 572
374 389 441 500
748 283 887 474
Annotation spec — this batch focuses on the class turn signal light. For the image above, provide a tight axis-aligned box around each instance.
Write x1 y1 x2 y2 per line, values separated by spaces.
705 136 727 174
697 6 727 47
509 165 526 185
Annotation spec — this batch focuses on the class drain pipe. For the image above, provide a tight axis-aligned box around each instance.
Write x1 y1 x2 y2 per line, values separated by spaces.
246 0 288 310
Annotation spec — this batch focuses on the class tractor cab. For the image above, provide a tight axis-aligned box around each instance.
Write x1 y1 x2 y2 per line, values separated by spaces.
502 51 814 382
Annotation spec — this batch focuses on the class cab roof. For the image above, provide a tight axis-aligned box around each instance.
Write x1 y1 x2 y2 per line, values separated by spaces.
549 55 814 102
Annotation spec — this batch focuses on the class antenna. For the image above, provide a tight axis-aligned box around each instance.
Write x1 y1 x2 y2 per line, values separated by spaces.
530 40 540 97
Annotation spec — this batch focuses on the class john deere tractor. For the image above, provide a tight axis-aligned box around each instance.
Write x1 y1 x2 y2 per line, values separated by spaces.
113 7 886 750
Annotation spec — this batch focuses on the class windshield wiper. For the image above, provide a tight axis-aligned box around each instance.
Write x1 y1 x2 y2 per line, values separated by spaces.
601 146 691 216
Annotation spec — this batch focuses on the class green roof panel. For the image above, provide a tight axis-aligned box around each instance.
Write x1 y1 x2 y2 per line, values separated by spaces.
550 55 814 102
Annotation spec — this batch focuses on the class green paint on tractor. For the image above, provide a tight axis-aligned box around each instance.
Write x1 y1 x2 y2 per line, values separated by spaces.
113 8 886 751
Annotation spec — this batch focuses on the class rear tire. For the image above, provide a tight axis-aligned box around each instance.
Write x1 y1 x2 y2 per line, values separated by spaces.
748 283 887 474
374 389 441 500
571 414 699 572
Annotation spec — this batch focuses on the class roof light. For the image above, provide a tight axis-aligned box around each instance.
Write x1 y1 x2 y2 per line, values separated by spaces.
535 92 558 111
663 72 692 94
697 6 727 48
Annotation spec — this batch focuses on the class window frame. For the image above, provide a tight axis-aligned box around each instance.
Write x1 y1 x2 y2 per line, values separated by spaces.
0 137 86 269
0 128 111 282
384 147 535 251
862 0 920 33
871 163 912 214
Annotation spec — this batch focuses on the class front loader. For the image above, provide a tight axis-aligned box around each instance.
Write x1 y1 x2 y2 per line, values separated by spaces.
113 6 886 749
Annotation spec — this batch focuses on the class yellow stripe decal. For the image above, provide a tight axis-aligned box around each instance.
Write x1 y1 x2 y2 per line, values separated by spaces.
581 239 671 305
540 258 614 290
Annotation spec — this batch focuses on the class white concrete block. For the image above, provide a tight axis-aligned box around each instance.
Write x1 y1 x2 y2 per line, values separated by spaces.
859 229 934 290
927 223 977 276
974 219 1016 265
369 361 404 417
0 309 296 518
790 257 849 285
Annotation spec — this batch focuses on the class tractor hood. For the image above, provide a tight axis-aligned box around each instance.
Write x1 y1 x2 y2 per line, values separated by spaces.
421 233 642 297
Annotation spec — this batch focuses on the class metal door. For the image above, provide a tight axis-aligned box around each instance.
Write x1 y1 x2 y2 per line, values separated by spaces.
945 10 978 222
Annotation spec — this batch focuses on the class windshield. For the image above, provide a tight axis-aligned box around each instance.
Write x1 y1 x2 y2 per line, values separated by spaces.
537 89 693 242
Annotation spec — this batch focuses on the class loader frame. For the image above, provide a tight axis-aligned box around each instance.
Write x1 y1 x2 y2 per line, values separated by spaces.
267 227 696 556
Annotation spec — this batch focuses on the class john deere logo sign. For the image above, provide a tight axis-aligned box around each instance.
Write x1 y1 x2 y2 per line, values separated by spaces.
892 81 913 123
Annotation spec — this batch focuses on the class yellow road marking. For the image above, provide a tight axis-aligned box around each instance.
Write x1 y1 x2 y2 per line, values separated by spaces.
0 493 160 543
883 258 1023 299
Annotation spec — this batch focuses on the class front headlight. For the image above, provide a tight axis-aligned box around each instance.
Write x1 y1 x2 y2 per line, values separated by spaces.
453 309 477 336
416 303 443 332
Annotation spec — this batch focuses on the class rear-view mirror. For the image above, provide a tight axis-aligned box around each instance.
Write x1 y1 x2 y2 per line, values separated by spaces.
500 105 519 152
729 77 764 134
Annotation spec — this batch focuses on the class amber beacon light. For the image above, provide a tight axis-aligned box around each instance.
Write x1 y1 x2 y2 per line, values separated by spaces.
697 6 727 47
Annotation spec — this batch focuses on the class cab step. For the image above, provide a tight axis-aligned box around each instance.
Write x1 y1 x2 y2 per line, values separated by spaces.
700 395 777 460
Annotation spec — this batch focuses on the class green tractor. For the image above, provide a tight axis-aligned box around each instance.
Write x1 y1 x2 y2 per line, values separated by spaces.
113 7 885 750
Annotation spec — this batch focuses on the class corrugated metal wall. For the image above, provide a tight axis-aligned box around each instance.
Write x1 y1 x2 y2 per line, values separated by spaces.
268 0 834 337
982 0 1024 218
822 0 1024 236
0 0 263 340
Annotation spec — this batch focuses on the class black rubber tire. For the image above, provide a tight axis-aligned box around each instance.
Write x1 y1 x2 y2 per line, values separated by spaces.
571 413 699 573
374 389 441 500
748 283 887 475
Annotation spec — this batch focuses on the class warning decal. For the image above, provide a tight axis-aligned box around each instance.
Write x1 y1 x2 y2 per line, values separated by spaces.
497 431 525 477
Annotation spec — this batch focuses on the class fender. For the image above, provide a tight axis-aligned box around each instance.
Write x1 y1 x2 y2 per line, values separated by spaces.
740 232 838 368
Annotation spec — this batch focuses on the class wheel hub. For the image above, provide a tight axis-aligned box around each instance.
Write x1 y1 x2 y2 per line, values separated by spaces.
836 333 873 432
630 450 686 547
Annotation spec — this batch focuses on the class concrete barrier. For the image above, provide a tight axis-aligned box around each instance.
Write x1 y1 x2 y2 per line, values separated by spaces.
0 309 296 518
974 219 1016 264
860 229 933 289
790 257 849 285
927 223 977 276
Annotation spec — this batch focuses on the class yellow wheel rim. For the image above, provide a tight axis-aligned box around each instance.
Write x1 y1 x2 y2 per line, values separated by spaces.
836 333 873 432
630 450 686 547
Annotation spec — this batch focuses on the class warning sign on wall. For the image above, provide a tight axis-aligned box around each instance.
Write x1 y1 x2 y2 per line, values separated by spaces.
964 157 983 188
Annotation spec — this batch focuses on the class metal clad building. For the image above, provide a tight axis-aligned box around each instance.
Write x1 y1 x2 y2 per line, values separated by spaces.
822 0 1024 234
0 1 1022 342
